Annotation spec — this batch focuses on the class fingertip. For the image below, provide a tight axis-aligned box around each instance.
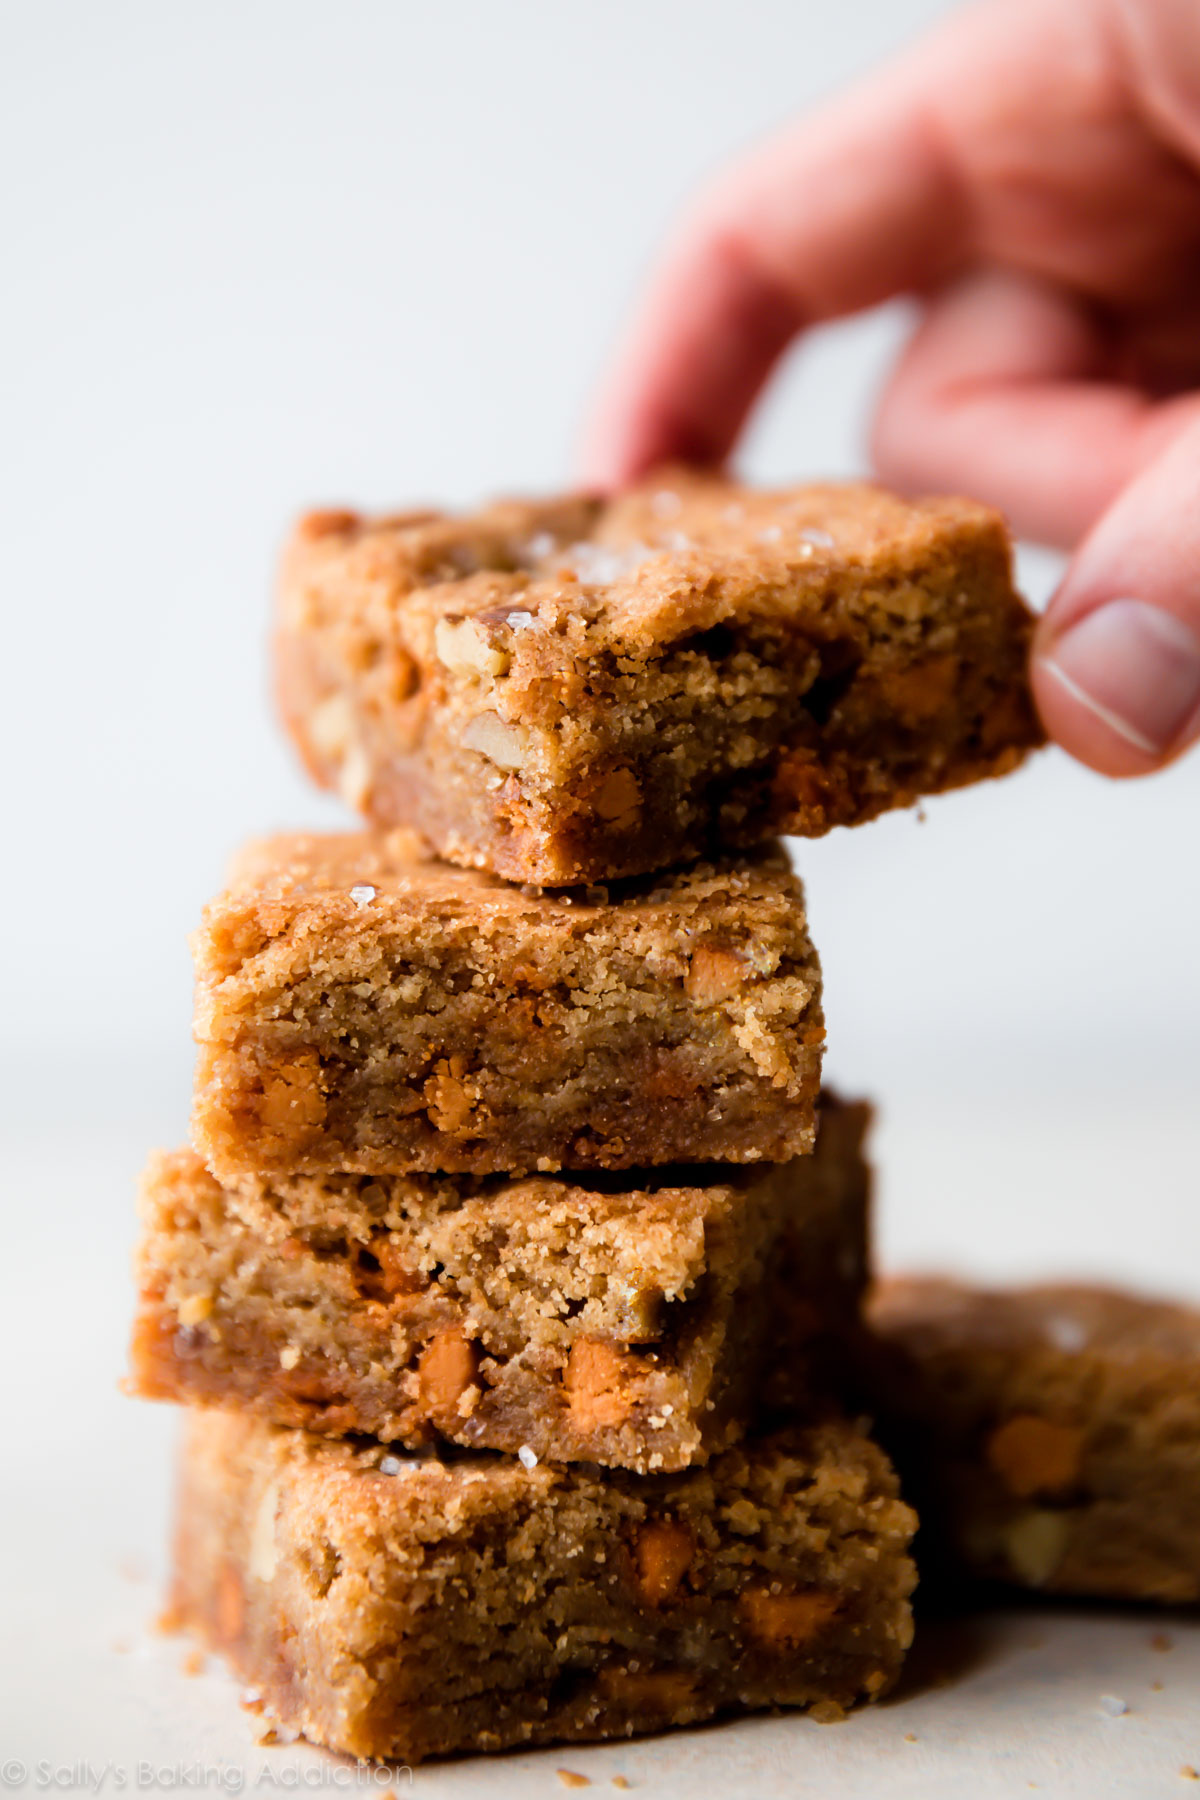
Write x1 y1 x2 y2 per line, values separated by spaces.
1032 601 1200 779
1031 649 1171 778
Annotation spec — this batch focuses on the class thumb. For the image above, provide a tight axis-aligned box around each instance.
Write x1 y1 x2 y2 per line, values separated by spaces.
1033 416 1200 776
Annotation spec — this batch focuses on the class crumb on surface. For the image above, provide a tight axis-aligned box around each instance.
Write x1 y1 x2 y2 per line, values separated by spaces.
1152 1632 1174 1652
181 1649 205 1676
557 1773 590 1790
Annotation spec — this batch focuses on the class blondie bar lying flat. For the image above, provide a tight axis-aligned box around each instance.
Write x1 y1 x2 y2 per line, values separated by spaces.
867 1278 1200 1603
133 1097 870 1472
191 830 823 1180
277 470 1041 885
168 1410 916 1763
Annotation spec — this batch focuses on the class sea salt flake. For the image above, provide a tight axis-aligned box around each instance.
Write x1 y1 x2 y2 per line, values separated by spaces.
527 532 555 560
350 884 376 907
562 540 654 585
1046 1314 1089 1353
799 527 836 548
759 525 783 544
1097 1694 1128 1718
518 1445 539 1469
506 609 537 631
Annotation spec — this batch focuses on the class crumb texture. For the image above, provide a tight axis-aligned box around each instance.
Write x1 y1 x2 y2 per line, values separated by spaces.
132 1096 870 1471
277 468 1042 884
190 830 823 1180
170 1410 916 1762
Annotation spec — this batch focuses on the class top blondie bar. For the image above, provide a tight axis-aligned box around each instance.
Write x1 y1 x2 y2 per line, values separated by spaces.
278 470 1042 885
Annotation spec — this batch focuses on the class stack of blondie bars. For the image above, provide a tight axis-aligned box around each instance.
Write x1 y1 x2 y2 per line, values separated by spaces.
129 470 1044 1762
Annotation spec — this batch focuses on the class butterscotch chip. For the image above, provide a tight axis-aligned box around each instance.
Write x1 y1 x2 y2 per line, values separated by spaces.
416 1326 479 1422
986 1415 1084 1497
169 1413 916 1763
130 1095 869 1472
738 1588 841 1645
190 830 822 1179
566 1340 635 1433
596 1669 699 1713
633 1520 693 1606
276 468 1041 885
866 1278 1200 1602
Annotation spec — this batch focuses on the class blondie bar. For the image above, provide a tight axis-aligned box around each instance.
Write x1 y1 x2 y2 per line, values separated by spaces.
190 830 823 1180
168 1410 916 1762
277 470 1041 885
867 1278 1200 1603
132 1098 870 1472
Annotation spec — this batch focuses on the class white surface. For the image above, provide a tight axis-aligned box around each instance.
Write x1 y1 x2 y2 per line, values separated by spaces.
3 2 1200 1793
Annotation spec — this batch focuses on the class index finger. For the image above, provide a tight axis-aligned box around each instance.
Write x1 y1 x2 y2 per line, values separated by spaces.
581 39 970 485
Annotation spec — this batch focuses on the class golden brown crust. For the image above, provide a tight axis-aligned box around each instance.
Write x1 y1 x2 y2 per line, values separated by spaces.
866 1277 1200 1602
169 1410 916 1762
277 468 1043 884
190 829 824 1180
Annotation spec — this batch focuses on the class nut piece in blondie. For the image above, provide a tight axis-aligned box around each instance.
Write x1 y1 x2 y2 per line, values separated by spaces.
168 1410 916 1762
278 469 1042 884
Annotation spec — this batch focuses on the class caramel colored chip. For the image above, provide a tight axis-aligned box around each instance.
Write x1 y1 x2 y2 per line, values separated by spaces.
215 1564 244 1645
986 1415 1085 1498
565 1338 633 1431
884 652 960 723
738 1587 840 1646
634 1519 694 1606
417 1327 479 1421
597 1668 699 1714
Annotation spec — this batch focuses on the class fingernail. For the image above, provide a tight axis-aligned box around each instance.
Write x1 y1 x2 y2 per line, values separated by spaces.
1040 598 1200 755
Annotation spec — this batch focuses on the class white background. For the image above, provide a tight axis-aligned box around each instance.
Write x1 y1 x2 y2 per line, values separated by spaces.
2 0 1198 1275
2 4 1199 1792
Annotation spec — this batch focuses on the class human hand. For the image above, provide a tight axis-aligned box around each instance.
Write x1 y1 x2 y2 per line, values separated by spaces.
583 0 1200 777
